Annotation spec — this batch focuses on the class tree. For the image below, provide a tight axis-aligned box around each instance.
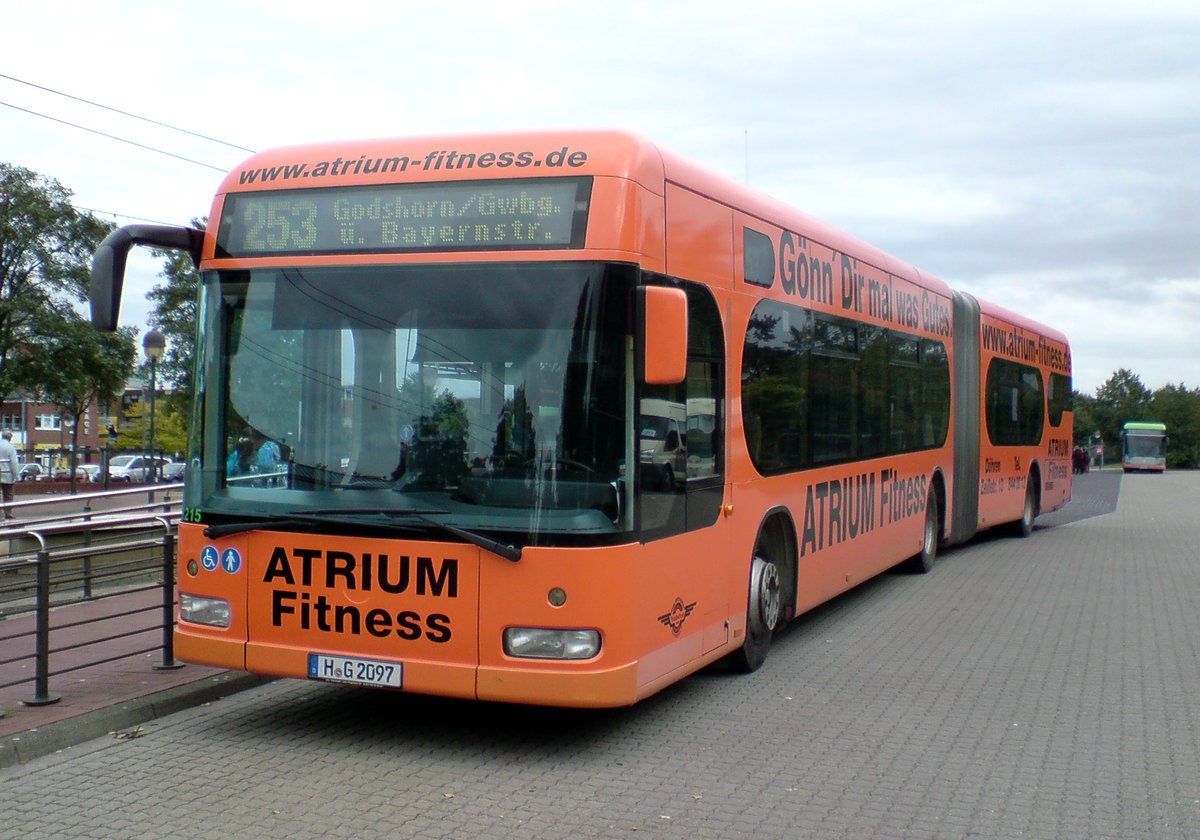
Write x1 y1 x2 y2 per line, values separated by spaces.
112 398 190 458
1071 390 1101 448
19 311 137 492
146 219 204 415
1093 368 1153 452
0 162 113 404
1150 384 1200 468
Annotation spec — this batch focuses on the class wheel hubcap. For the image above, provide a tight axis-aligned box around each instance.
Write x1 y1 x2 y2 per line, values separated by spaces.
749 555 781 634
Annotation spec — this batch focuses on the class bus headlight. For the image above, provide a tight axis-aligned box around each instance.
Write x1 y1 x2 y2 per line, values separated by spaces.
503 628 601 660
180 593 232 628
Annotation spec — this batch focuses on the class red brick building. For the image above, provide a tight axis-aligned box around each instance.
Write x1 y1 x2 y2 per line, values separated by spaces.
1 392 108 472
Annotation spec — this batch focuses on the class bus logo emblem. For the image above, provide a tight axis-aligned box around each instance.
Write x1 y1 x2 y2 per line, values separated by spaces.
658 597 696 637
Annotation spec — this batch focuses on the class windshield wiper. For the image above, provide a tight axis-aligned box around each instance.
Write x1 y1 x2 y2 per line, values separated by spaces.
296 508 522 562
304 507 450 516
203 518 315 539
202 509 522 562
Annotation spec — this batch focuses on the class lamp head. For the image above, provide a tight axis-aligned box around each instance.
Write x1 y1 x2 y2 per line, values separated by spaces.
143 328 166 362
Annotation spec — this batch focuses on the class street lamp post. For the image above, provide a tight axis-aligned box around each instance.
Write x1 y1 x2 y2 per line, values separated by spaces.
143 329 166 484
64 417 76 494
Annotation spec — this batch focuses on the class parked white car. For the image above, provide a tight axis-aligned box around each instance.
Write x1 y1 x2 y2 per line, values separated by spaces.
76 464 103 483
107 455 171 482
18 463 46 481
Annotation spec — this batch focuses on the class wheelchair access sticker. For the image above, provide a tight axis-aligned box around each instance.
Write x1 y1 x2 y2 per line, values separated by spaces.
200 545 220 572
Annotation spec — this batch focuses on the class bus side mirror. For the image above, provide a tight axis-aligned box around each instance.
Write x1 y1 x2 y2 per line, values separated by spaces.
640 287 688 385
90 224 204 331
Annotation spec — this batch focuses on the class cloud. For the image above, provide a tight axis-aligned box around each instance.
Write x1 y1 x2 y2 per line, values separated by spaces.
3 0 1197 394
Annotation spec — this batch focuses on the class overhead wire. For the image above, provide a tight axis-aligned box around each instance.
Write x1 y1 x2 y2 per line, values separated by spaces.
72 206 185 227
0 71 255 154
1 72 250 229
0 99 229 172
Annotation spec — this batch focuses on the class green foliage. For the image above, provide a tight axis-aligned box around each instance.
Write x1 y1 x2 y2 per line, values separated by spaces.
1070 390 1101 448
17 310 136 490
114 399 190 457
146 218 205 414
1149 384 1200 468
0 162 135 489
408 390 470 487
20 312 136 417
1092 369 1153 453
0 162 114 404
1080 370 1200 469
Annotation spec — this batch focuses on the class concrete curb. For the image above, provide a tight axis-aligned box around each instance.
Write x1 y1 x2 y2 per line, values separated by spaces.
0 672 270 769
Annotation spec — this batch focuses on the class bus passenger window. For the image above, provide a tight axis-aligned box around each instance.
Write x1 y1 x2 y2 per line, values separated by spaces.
986 358 1044 446
1048 372 1072 427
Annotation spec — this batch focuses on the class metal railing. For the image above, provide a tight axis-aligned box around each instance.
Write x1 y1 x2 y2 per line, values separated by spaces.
0 485 183 710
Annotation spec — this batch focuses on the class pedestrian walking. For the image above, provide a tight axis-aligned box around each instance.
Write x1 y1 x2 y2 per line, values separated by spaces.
0 430 18 519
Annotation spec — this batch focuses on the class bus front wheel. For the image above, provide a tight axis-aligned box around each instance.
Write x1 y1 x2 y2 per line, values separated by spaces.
730 550 782 673
906 489 940 574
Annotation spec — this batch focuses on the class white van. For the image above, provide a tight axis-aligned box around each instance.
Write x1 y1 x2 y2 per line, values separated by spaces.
107 455 172 482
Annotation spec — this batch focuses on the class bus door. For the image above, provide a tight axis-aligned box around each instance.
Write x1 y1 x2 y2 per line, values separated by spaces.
634 282 733 674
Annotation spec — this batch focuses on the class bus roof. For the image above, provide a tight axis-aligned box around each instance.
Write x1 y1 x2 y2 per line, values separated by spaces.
220 130 956 295
1123 421 1167 431
976 297 1071 348
220 129 668 195
217 129 1072 346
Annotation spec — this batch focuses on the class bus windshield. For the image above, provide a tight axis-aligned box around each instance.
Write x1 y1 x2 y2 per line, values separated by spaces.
192 261 636 545
1124 433 1165 459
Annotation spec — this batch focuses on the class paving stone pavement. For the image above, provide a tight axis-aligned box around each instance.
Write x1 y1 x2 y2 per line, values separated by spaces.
1 471 1197 839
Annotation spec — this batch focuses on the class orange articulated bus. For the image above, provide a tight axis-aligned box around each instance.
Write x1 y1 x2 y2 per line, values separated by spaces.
90 130 1072 707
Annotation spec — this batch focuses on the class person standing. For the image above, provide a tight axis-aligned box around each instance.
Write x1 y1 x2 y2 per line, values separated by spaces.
0 430 18 519
254 436 280 473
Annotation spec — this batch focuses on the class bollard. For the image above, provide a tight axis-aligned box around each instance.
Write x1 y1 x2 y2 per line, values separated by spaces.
23 549 62 706
153 527 184 670
82 532 94 600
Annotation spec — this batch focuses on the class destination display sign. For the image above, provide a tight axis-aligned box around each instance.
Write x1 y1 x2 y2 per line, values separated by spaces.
216 177 591 256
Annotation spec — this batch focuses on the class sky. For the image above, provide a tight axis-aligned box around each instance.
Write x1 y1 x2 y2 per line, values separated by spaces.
3 0 1198 395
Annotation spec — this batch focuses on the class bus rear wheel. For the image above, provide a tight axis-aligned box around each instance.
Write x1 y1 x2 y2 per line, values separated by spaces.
1013 478 1037 538
730 549 782 673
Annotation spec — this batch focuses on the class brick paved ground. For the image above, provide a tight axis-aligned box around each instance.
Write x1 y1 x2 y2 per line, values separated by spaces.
1038 468 1121 527
0 588 231 737
1 471 1197 839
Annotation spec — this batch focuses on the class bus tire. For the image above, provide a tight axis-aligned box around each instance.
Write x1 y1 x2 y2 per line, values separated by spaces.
729 547 782 673
1013 478 1037 538
906 489 940 574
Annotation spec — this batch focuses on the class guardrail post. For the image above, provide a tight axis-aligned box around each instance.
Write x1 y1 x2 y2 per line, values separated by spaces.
153 525 184 670
23 548 62 706
82 509 94 599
